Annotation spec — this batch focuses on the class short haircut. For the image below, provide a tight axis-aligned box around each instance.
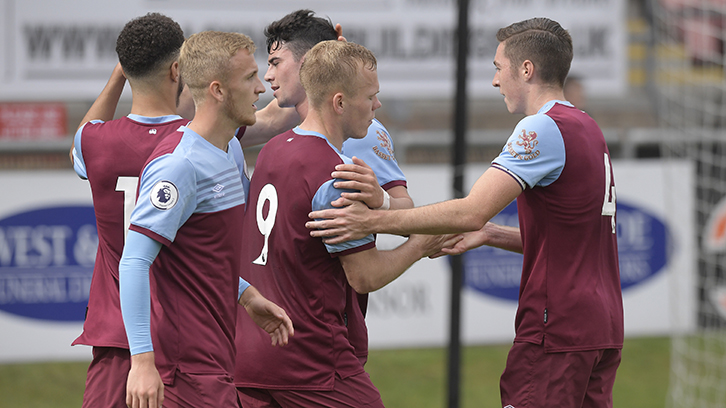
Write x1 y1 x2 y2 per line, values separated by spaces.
179 31 256 101
496 17 573 88
115 13 185 79
299 41 377 109
264 9 337 61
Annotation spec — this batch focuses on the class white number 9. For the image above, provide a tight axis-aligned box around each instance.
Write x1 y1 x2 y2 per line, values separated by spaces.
253 183 278 265
601 153 617 234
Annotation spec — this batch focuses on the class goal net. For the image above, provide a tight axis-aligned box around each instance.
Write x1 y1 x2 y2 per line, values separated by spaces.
652 1 726 407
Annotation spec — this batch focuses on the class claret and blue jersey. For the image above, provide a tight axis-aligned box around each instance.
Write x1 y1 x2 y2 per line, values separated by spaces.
121 125 249 383
491 100 623 352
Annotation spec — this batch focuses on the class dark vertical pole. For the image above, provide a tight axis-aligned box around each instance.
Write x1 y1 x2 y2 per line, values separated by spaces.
448 0 469 407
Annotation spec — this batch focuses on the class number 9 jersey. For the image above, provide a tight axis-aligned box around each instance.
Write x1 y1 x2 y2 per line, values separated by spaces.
235 127 375 391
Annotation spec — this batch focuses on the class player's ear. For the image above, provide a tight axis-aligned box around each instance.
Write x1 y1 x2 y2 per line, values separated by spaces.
332 93 345 114
522 60 534 81
209 80 224 103
170 61 180 83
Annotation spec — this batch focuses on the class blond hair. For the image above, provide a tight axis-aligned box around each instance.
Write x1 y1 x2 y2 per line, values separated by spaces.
299 40 377 109
179 31 256 101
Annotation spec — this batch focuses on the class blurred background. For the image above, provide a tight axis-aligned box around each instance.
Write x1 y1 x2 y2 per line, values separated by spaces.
1 0 725 407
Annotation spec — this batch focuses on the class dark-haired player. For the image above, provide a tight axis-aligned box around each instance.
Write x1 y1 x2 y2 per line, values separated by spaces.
70 13 187 408
308 17 624 408
235 10 413 381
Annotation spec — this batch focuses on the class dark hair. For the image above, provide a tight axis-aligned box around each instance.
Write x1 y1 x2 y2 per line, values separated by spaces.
116 12 185 79
496 17 572 87
264 9 337 60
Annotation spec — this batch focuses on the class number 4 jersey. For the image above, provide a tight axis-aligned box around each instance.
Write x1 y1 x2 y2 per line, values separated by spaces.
71 114 187 349
491 100 623 353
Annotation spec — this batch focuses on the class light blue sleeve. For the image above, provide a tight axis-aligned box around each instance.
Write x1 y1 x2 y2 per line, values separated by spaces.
238 277 251 302
130 154 198 243
119 230 163 356
312 178 375 254
228 137 250 203
491 114 566 188
342 119 406 188
71 120 104 180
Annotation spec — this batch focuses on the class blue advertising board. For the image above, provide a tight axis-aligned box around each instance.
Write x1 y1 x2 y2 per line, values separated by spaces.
0 205 96 321
463 200 670 301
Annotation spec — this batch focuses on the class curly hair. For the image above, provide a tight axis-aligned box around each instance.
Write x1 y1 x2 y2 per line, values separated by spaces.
264 9 337 61
116 13 185 79
496 17 573 88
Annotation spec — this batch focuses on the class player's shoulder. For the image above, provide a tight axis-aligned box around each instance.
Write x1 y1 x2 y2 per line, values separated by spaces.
367 118 388 135
512 109 561 140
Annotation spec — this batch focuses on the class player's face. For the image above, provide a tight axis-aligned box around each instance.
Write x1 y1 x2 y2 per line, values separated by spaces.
225 48 266 127
342 65 381 140
492 42 525 115
264 43 306 109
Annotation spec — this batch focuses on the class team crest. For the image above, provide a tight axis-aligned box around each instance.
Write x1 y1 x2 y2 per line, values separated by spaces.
373 131 395 161
150 180 179 210
507 129 540 161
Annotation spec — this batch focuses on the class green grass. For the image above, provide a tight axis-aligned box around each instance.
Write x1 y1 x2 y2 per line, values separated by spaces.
369 336 671 408
0 337 670 408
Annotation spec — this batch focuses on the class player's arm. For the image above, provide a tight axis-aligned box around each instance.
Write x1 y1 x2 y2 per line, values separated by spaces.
239 98 299 148
119 230 165 408
307 166 523 243
69 63 126 164
340 233 463 294
238 281 294 346
332 157 414 210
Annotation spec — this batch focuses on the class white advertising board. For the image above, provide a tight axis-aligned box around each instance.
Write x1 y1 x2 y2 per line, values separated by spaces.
0 160 693 362
0 0 626 101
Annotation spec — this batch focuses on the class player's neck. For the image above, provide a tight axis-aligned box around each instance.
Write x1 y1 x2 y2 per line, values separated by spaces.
129 89 178 118
525 86 566 116
295 98 310 122
186 106 237 152
299 109 344 151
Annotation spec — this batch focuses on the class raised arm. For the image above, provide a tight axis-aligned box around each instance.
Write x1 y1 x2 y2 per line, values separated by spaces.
69 63 126 164
239 98 300 148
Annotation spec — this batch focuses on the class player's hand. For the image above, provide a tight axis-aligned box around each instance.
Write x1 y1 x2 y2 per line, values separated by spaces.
335 23 347 42
408 234 464 258
126 352 164 408
240 286 294 346
429 228 488 258
306 199 372 244
332 157 386 209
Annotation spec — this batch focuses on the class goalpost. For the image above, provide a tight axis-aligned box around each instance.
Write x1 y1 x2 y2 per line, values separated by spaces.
651 1 726 407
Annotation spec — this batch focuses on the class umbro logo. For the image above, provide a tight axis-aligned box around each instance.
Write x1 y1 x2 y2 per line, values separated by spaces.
212 184 225 193
504 405 516 408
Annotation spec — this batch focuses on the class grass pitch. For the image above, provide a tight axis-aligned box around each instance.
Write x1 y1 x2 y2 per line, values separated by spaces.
0 336 670 408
